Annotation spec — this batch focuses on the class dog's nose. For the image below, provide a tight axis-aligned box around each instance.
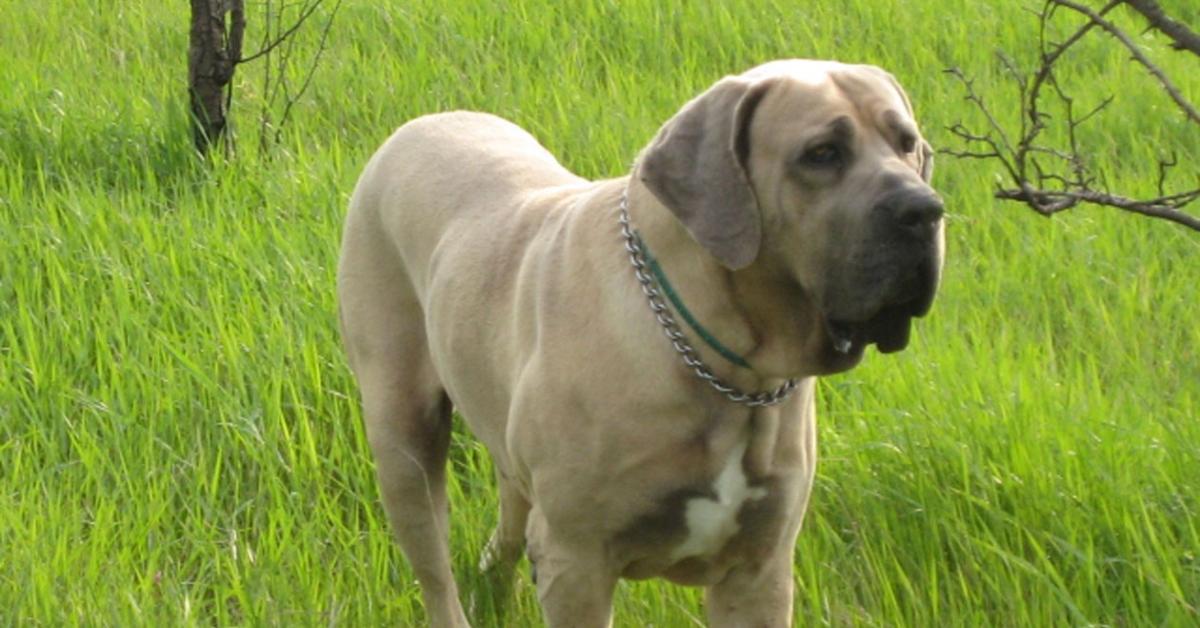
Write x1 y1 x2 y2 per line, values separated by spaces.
879 189 944 235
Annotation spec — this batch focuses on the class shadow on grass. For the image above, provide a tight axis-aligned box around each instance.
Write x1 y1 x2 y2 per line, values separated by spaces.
0 99 214 203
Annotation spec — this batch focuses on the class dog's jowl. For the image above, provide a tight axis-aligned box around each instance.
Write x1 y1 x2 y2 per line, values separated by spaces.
338 59 944 628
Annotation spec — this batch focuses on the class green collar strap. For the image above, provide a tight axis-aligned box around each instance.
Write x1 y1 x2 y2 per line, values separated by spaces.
633 232 753 370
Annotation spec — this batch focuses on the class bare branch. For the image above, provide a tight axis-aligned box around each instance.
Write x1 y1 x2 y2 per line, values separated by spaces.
273 0 343 145
997 187 1200 229
943 68 1022 184
250 0 343 155
1050 0 1200 124
944 0 1200 233
1123 0 1200 55
940 151 1003 160
237 0 325 65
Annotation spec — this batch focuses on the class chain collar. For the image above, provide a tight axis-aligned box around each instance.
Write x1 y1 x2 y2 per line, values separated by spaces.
618 189 799 407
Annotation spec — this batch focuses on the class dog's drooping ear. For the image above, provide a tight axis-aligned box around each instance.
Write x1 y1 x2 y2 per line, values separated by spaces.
918 139 935 183
638 77 774 270
875 67 934 184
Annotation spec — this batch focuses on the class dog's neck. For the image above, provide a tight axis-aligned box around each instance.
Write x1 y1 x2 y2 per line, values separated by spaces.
624 180 826 382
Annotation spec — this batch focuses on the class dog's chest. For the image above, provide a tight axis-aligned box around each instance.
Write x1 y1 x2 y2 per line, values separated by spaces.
612 429 798 583
669 439 766 561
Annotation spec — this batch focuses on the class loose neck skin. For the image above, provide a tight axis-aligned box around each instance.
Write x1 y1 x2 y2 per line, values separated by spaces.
624 178 830 384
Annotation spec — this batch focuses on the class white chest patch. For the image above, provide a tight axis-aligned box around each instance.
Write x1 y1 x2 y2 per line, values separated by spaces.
670 439 767 561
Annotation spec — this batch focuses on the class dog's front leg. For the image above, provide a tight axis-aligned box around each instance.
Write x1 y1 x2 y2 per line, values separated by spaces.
526 510 618 628
705 550 796 628
533 553 618 628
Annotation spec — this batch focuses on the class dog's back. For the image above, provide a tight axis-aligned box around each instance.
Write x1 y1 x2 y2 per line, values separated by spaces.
338 111 603 499
344 111 584 301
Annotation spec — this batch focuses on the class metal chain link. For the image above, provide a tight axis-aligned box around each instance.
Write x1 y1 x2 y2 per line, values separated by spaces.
618 190 799 407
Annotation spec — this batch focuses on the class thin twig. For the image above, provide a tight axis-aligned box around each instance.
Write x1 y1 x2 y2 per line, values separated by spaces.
274 0 343 145
236 0 325 65
943 68 1022 183
258 0 274 154
1156 153 1177 197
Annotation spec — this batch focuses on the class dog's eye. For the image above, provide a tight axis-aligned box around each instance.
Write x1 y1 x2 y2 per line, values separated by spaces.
899 133 917 154
801 144 843 167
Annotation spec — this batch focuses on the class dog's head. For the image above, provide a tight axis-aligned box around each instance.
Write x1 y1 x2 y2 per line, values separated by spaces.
638 60 944 372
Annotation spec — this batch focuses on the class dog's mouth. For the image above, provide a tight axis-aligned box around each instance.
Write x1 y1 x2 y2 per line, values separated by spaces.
823 260 939 356
825 300 917 355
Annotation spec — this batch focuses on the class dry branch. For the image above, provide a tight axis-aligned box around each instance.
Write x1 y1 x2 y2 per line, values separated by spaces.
1052 0 1199 124
945 0 1199 232
237 0 328 66
1124 0 1200 55
252 0 343 154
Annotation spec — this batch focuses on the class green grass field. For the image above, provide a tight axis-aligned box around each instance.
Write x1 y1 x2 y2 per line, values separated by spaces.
2 1 1198 625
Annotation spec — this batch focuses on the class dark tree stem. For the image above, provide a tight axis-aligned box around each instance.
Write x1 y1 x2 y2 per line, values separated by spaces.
188 0 245 155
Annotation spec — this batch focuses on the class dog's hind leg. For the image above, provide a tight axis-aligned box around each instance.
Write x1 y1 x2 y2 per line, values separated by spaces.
339 223 469 627
366 381 465 627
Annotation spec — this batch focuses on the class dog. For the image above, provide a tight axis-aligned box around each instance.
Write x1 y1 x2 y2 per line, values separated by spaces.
337 59 944 627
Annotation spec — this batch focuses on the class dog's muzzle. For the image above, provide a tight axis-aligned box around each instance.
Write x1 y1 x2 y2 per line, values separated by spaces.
826 189 944 355
825 256 939 354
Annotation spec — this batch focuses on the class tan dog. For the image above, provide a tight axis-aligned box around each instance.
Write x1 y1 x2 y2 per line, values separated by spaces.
338 59 944 627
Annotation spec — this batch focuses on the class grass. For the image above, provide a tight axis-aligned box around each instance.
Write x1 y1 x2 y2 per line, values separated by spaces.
2 0 1198 625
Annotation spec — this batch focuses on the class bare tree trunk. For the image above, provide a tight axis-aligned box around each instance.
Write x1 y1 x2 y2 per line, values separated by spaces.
188 0 245 155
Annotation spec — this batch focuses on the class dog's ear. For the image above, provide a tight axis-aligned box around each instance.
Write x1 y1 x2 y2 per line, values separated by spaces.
873 67 935 184
918 139 935 183
638 76 774 270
